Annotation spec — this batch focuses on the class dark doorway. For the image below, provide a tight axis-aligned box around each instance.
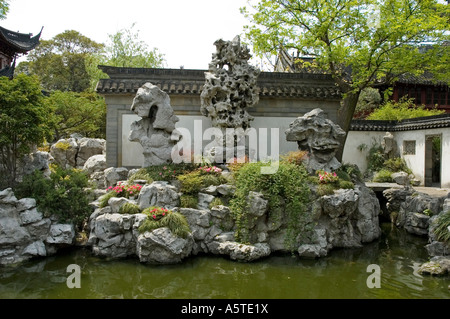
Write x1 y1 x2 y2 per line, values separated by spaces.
425 135 441 187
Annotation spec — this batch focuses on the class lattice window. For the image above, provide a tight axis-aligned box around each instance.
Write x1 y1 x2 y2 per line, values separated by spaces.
403 140 416 155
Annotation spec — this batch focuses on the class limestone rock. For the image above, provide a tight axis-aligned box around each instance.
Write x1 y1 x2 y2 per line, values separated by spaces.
200 35 260 163
391 171 410 186
136 227 193 264
76 138 106 167
50 138 78 168
137 181 179 210
128 83 181 166
198 193 215 210
217 241 270 262
83 154 107 176
418 256 450 276
0 189 75 265
46 224 75 245
285 108 346 173
104 167 129 188
298 228 329 258
200 35 260 130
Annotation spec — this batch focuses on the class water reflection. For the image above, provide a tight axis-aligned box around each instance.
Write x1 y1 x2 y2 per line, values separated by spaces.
0 223 448 299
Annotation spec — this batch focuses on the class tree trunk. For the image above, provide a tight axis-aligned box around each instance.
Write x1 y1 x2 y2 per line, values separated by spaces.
335 90 361 162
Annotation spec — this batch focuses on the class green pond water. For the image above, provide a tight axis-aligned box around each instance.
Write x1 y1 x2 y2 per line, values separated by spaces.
0 223 448 299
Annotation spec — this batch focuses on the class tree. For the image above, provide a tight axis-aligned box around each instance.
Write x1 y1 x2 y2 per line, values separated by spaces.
46 91 106 140
0 74 53 187
241 0 450 158
104 23 166 68
366 97 444 120
22 30 104 92
0 0 8 19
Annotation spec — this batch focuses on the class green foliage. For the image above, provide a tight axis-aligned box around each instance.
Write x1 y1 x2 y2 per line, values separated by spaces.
384 158 412 175
366 144 386 173
280 150 308 166
367 98 445 121
98 191 117 208
365 142 413 182
180 194 198 209
118 202 141 215
46 90 106 140
209 197 224 209
138 207 191 238
14 166 92 229
433 211 450 243
0 0 9 19
373 169 394 183
354 88 382 119
229 161 312 251
313 168 355 196
104 23 166 68
22 30 104 92
0 74 53 187
178 168 227 195
241 0 450 134
144 163 196 182
128 168 153 184
316 184 336 197
339 163 363 182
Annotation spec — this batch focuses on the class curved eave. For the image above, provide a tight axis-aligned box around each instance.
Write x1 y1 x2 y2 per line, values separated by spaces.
0 26 42 53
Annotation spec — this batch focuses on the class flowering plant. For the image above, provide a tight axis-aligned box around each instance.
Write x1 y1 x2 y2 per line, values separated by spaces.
157 166 177 181
107 182 142 198
317 170 339 184
198 165 222 175
143 206 170 221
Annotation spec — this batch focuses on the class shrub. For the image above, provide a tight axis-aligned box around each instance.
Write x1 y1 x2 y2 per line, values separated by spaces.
144 163 197 182
367 97 444 121
180 194 198 209
128 168 153 184
384 158 412 174
177 169 227 195
209 197 224 209
118 202 141 215
14 166 92 229
281 150 308 166
433 211 450 243
138 207 191 238
373 169 394 183
316 183 336 196
98 191 117 208
366 144 385 173
229 161 312 251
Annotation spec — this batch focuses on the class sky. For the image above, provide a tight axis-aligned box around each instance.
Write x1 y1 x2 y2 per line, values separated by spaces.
2 0 255 70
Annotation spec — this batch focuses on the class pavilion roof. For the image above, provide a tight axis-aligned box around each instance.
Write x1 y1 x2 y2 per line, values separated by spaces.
0 26 42 55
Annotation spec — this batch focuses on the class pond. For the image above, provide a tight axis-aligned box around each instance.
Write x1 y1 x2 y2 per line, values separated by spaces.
0 223 448 299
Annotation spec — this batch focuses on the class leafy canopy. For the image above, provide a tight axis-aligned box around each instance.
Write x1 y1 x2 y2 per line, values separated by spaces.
367 97 445 120
242 0 450 92
23 30 104 92
46 90 106 139
0 0 8 19
0 74 53 186
104 23 166 68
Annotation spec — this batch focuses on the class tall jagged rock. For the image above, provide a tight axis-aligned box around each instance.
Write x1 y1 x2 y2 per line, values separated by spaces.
200 35 260 162
286 108 346 173
129 83 181 166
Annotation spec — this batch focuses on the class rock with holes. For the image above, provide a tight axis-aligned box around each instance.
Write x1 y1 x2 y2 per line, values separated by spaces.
128 83 181 166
